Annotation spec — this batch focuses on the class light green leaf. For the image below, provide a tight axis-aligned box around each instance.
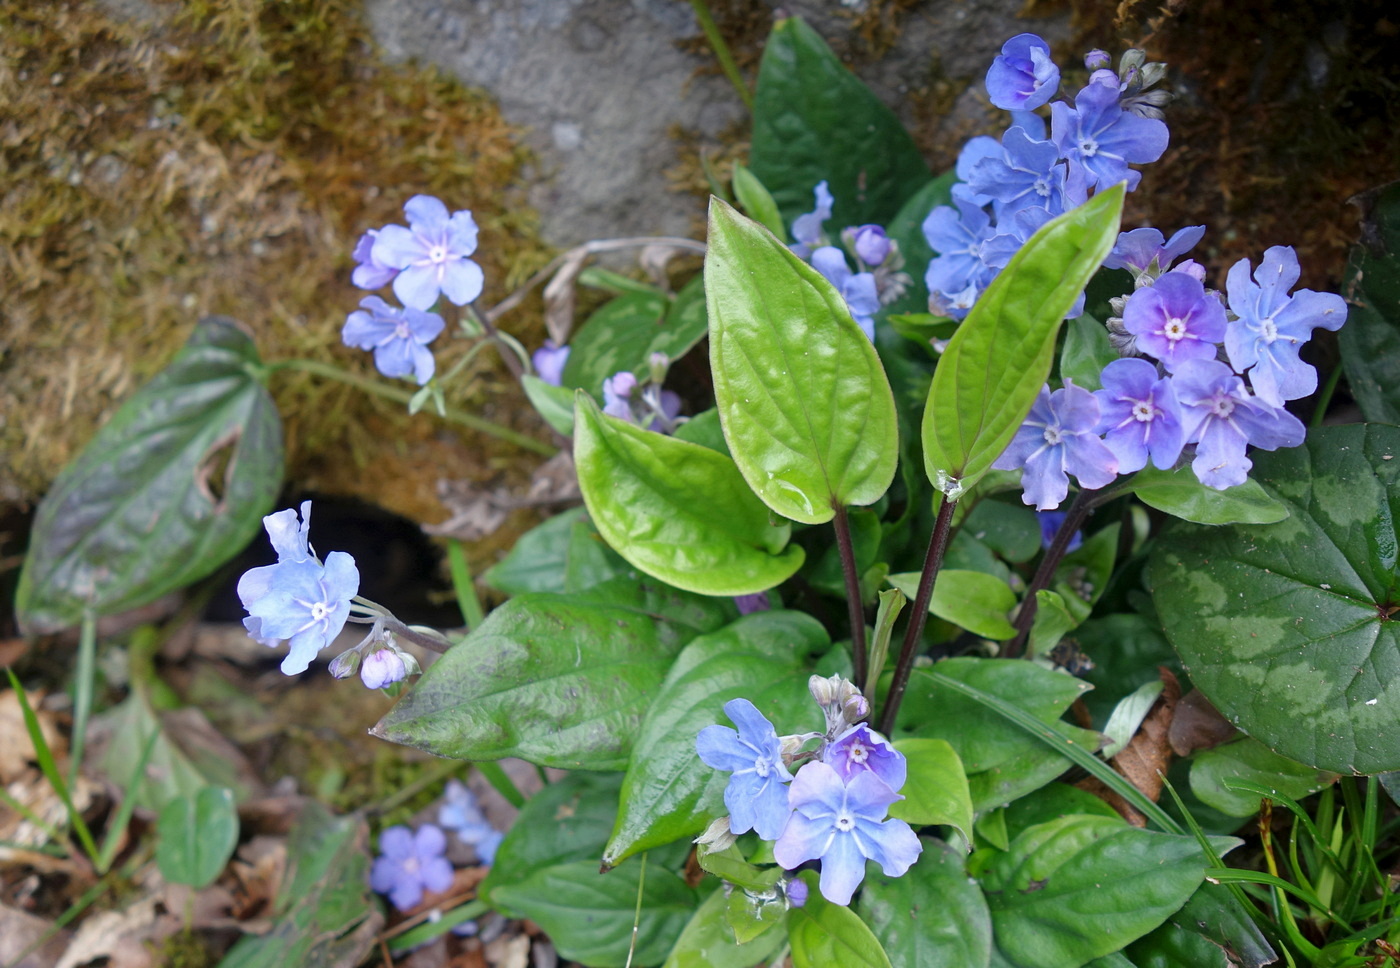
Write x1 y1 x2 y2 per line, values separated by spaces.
922 185 1124 500
372 578 732 770
522 374 576 436
1189 737 1338 817
887 569 1018 640
560 290 668 392
664 886 786 968
156 786 239 889
1122 465 1288 525
1028 590 1079 658
731 163 785 238
673 408 731 455
1149 424 1400 773
16 318 283 633
888 738 973 841
705 198 899 524
859 838 992 968
1059 314 1116 391
575 394 805 595
788 874 893 968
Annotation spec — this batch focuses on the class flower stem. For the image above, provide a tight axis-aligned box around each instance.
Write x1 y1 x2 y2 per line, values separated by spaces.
1003 487 1098 658
266 357 554 455
832 504 868 688
686 0 753 111
1311 363 1344 429
878 497 957 735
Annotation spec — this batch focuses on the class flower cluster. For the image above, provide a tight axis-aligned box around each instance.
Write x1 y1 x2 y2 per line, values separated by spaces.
438 779 504 866
531 339 682 433
695 676 921 905
371 823 455 911
994 243 1345 507
344 195 485 385
788 181 910 341
237 502 360 675
924 40 1170 319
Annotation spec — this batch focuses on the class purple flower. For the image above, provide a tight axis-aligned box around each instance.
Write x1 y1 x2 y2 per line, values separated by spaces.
922 187 998 319
1173 359 1306 489
784 877 809 908
1103 225 1205 274
850 225 891 267
1085 49 1111 70
370 825 455 911
986 33 1060 111
1123 271 1227 372
237 504 360 676
1037 511 1083 552
602 371 638 421
351 229 397 290
791 181 834 259
438 779 504 866
773 762 921 905
532 340 571 387
1051 77 1169 192
361 649 406 690
967 127 1069 216
812 247 880 342
342 296 446 385
992 382 1119 510
1224 246 1348 407
1094 357 1185 472
734 592 771 615
696 698 794 841
371 195 485 310
825 725 906 791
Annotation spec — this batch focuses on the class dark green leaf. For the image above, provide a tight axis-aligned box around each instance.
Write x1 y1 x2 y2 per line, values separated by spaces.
372 578 732 769
859 838 991 968
561 291 669 393
663 886 786 968
982 815 1218 968
1076 614 1178 723
888 739 973 841
750 17 929 229
1002 782 1121 842
606 611 829 865
922 186 1124 500
575 394 805 595
1059 314 1116 391
1189 737 1338 817
788 873 893 968
705 198 900 524
16 318 283 633
1121 466 1288 526
1028 590 1079 658
1052 522 1119 625
960 499 1042 564
1149 424 1400 773
1127 883 1275 968
1338 182 1400 424
483 507 627 596
217 802 379 968
156 786 239 888
887 570 1018 640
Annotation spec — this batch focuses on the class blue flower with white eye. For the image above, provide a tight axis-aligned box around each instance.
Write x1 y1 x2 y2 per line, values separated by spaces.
342 295 446 385
811 247 880 342
993 382 1119 510
696 698 794 841
1094 358 1185 473
1051 76 1168 192
1122 270 1226 373
371 195 485 310
371 825 454 911
1173 359 1305 489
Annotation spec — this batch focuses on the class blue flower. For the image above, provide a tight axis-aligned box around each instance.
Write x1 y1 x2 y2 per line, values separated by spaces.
773 762 921 905
955 136 1005 208
532 340 571 386
811 246 880 342
1037 511 1083 552
1103 225 1205 275
1123 271 1226 373
696 698 794 841
922 187 998 319
1094 358 1185 472
966 126 1069 215
371 195 485 310
438 779 503 866
1173 359 1305 489
370 824 455 911
849 225 891 267
602 371 638 421
791 181 834 259
1050 77 1168 192
824 725 905 791
351 229 397 290
361 649 406 690
1224 246 1348 407
342 295 446 385
985 33 1060 111
992 382 1119 510
237 504 359 675
733 591 771 615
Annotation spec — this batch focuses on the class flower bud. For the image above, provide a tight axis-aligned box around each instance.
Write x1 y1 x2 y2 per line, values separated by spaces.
693 816 737 852
842 693 870 725
648 352 670 385
361 648 407 690
1084 49 1111 70
808 674 838 707
784 877 808 908
328 648 361 679
851 225 891 267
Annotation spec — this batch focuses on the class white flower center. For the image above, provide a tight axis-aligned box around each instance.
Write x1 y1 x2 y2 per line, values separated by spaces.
1043 426 1064 446
1079 137 1099 157
427 244 449 264
1131 401 1155 422
310 601 330 622
1259 317 1279 343
847 740 870 764
1162 316 1188 341
1209 395 1236 419
395 319 412 340
1034 177 1050 197
753 757 771 779
834 812 854 832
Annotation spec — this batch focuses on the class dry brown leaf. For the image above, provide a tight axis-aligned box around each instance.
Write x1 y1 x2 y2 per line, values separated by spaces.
1169 688 1239 757
1079 668 1181 827
0 689 64 784
0 901 73 968
485 934 530 968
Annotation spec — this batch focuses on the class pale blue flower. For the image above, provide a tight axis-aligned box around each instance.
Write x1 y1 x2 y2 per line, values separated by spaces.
922 186 998 319
850 225 891 267
967 126 1069 215
773 762 921 905
371 824 455 911
532 340 571 386
438 779 504 866
1094 357 1185 472
1123 271 1226 372
1103 225 1205 274
371 195 485 310
1173 358 1305 489
992 382 1119 510
602 371 638 421
791 181 834 259
361 649 406 690
986 33 1060 111
351 229 397 290
811 246 879 341
1051 76 1169 192
824 725 905 791
1037 511 1083 552
342 295 446 385
696 698 794 841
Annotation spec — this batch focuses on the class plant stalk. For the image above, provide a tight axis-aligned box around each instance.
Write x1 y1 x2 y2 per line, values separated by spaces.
1004 486 1098 658
687 0 754 111
832 505 868 688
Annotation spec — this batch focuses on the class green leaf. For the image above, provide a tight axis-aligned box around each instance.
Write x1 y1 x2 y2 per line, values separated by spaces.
881 173 959 318
492 859 698 968
731 163 785 239
859 838 992 968
892 660 1096 812
1028 590 1079 658
1149 424 1400 774
1052 522 1119 625
1059 314 1116 391
372 578 732 769
727 885 789 944
696 843 783 895
605 611 830 866
673 408 731 455
483 507 627 596
1189 737 1338 817
887 570 1018 640
1338 182 1400 424
960 499 1042 564
156 786 239 889
888 738 973 841
1121 466 1288 525
217 802 379 968
575 394 805 595
1003 782 1122 842
921 185 1124 500
561 291 667 392
705 198 900 524
750 17 929 229
522 374 577 436
16 318 283 633
982 815 1219 968
664 886 786 968
1126 883 1275 968
788 874 894 968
